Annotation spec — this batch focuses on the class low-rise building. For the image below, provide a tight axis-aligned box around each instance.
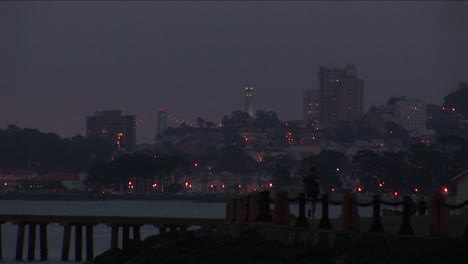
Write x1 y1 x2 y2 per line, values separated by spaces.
0 169 37 192
0 170 87 192
451 169 468 213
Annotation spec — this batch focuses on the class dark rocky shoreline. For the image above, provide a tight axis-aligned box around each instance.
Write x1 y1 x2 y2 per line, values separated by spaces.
91 228 468 264
92 229 334 264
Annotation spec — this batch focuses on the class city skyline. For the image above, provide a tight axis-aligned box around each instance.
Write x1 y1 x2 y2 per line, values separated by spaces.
1 1 467 143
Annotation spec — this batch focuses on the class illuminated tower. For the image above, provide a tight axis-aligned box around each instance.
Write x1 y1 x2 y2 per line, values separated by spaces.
244 86 254 118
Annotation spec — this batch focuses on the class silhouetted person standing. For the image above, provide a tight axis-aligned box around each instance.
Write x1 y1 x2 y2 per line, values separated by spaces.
303 167 320 219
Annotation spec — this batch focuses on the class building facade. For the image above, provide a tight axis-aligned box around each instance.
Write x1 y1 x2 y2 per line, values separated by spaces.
303 89 320 127
319 65 364 128
244 86 255 118
86 110 136 151
387 97 432 137
156 110 168 138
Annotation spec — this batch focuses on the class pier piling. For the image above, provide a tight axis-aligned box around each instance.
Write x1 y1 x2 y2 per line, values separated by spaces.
133 225 141 241
40 224 48 261
0 223 3 260
122 225 130 250
15 223 25 261
75 225 83 262
61 224 71 261
27 224 36 261
111 225 119 249
86 224 94 261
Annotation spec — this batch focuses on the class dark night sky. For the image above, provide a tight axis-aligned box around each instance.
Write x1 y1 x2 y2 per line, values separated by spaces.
1 1 467 143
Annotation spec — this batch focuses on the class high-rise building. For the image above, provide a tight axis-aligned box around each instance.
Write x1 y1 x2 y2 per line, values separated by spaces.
86 110 136 151
244 86 255 118
387 97 431 137
319 65 364 127
303 89 320 126
156 110 168 138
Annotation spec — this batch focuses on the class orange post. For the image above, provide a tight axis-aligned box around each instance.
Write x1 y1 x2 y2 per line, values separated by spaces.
273 190 290 225
235 196 248 222
341 193 360 232
428 194 448 236
241 195 249 221
225 200 232 223
248 193 260 222
226 199 237 223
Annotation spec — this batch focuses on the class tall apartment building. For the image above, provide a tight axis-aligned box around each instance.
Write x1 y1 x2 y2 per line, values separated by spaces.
319 65 364 128
156 110 168 138
244 86 255 118
303 89 320 126
387 97 432 137
86 110 136 151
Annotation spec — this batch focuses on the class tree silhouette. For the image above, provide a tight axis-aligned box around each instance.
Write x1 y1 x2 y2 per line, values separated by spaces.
444 82 468 118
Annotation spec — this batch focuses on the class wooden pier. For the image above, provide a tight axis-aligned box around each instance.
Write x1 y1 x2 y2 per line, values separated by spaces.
0 215 223 262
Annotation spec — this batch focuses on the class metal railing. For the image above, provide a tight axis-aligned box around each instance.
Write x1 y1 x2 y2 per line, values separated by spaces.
225 190 468 238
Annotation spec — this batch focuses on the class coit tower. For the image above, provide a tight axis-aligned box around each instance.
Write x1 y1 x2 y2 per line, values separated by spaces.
244 86 254 118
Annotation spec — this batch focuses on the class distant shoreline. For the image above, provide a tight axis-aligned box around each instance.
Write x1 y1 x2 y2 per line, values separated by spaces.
0 192 234 202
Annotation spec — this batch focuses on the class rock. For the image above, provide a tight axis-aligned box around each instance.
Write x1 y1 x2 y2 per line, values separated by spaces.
92 229 336 264
93 248 126 264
